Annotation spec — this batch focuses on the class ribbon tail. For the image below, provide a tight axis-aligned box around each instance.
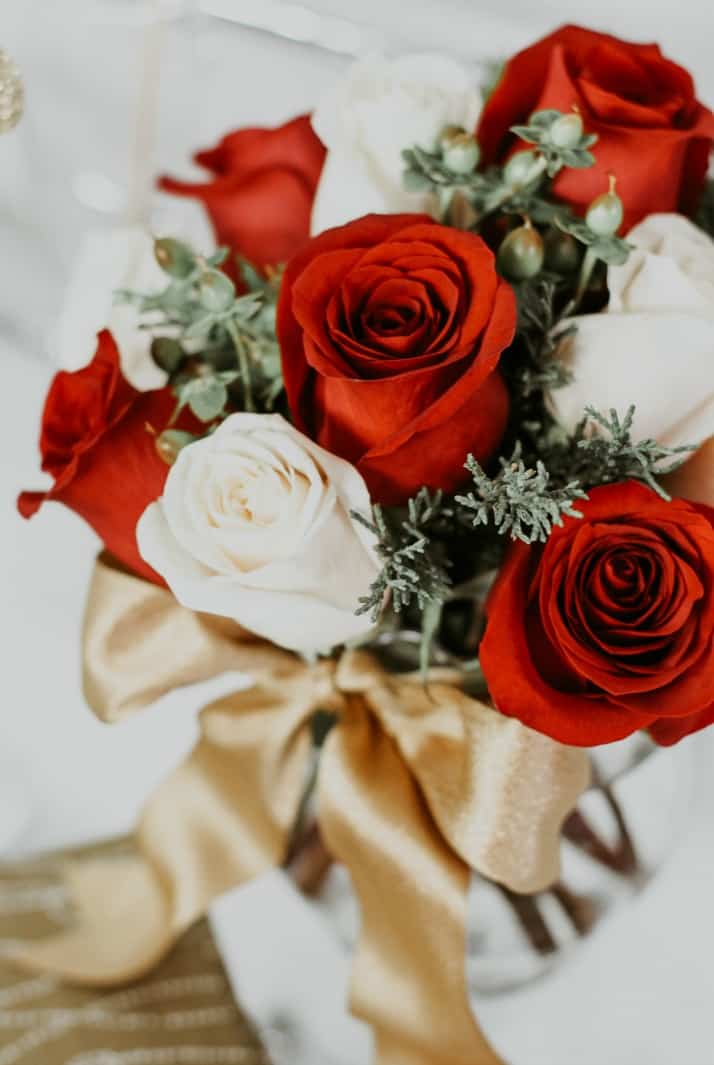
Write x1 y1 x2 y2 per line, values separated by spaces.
82 553 293 723
11 676 315 986
318 700 506 1065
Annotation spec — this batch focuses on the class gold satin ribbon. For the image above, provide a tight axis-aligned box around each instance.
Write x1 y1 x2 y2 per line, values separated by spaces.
14 556 591 1065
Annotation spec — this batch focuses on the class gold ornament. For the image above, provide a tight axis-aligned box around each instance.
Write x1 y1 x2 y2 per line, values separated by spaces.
0 48 23 133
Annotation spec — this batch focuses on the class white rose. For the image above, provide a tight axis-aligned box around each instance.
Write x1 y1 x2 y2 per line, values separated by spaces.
550 214 714 449
310 53 481 235
137 414 380 655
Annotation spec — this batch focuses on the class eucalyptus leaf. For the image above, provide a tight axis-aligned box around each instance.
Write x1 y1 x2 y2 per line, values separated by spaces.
510 124 542 144
154 238 195 279
180 377 229 422
529 109 562 127
207 247 229 267
199 269 236 313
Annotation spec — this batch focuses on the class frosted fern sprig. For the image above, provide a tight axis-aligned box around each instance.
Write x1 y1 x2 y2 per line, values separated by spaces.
510 278 575 397
455 447 587 544
566 406 696 498
352 489 452 621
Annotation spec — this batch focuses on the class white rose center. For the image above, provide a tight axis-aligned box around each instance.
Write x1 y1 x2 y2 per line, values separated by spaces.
167 430 328 575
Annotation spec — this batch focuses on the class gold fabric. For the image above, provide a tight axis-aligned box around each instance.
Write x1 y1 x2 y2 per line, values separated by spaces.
13 557 591 1065
0 839 267 1064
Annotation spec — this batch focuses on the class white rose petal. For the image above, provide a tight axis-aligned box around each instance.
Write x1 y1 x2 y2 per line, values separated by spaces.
551 213 714 449
608 213 714 313
310 53 481 235
54 226 168 391
137 414 380 655
53 219 211 392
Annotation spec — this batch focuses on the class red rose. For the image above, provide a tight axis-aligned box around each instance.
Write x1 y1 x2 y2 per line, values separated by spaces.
480 482 714 747
477 25 714 230
18 331 191 584
277 214 515 504
160 115 326 271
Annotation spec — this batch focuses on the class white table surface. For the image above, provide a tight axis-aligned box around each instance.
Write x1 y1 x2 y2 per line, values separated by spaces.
3 338 714 1065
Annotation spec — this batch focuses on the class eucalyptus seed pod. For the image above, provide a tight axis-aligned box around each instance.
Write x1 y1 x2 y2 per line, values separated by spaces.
442 132 480 174
198 268 236 312
544 228 581 274
503 149 538 187
585 174 624 237
155 430 196 466
154 237 195 278
151 336 185 374
438 124 467 152
549 110 584 149
497 219 544 281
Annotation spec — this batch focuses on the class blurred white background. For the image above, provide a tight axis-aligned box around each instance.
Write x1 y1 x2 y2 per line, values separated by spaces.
2 2 714 1063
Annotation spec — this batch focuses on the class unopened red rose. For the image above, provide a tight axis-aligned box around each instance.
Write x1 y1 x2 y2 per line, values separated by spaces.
18 331 193 584
478 25 714 230
480 481 714 747
277 214 516 503
160 115 325 271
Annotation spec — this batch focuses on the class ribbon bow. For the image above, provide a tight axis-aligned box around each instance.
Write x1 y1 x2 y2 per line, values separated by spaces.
15 557 590 1065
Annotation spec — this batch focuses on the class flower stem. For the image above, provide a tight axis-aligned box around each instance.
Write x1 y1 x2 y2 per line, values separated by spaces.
226 318 255 412
569 245 598 313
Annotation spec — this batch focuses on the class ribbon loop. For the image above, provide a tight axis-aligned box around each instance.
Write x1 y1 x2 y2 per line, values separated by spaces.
83 554 295 722
13 557 591 1065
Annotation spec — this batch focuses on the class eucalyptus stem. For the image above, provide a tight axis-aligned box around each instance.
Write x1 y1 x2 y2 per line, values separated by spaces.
490 155 550 214
570 245 599 312
226 318 255 413
519 154 549 190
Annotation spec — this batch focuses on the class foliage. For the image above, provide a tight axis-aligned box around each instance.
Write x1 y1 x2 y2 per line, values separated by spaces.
548 406 696 498
455 446 587 544
116 241 284 426
353 489 453 621
509 278 575 397
510 109 597 176
555 215 631 267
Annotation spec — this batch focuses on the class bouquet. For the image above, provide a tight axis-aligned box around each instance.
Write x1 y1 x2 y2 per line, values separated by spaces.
16 24 714 1065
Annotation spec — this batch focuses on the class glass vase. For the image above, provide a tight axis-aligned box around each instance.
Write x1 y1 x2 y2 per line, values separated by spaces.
211 732 694 1065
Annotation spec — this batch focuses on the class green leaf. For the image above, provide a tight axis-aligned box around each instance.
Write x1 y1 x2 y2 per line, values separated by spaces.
154 238 195 279
592 238 631 266
180 376 229 422
199 269 236 313
510 124 541 144
206 247 229 267
529 109 562 127
558 148 595 169
403 168 433 192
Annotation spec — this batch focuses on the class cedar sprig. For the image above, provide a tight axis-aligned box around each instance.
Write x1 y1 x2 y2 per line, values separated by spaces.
455 445 587 544
510 278 575 397
561 406 696 498
353 489 453 621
